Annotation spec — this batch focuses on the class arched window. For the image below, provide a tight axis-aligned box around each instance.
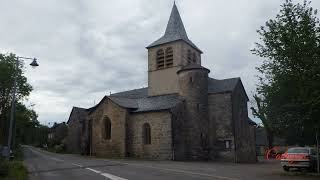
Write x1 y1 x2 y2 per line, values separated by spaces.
156 49 165 69
165 47 173 68
187 50 192 64
143 123 151 144
103 117 111 140
192 52 197 63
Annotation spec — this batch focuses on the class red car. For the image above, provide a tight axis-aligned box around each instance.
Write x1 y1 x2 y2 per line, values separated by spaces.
281 147 317 171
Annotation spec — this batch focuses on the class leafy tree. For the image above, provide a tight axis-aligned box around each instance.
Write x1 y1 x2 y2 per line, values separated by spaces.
251 0 320 145
14 103 44 146
0 53 34 145
251 95 274 148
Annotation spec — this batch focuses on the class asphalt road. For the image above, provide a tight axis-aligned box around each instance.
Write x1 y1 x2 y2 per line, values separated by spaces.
23 145 317 180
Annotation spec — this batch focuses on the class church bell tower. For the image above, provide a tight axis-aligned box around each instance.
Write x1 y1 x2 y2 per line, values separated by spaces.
146 3 203 96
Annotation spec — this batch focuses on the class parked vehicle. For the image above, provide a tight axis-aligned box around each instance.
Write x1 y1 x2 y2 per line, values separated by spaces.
281 147 317 171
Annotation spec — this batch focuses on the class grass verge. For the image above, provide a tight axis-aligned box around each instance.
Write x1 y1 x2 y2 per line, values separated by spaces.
0 146 28 180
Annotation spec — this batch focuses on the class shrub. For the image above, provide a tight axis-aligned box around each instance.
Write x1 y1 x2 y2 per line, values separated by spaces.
54 144 64 153
0 159 9 177
7 161 28 180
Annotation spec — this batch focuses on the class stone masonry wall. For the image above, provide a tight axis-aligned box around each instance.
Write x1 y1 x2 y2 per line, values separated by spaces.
127 111 172 160
170 101 186 160
66 118 82 153
208 93 235 161
232 83 256 163
178 69 209 160
148 41 202 96
89 98 127 158
148 41 181 96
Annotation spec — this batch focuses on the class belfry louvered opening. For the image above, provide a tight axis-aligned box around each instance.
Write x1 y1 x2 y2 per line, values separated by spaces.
165 47 173 67
156 49 165 69
192 52 197 63
156 47 174 69
187 49 192 64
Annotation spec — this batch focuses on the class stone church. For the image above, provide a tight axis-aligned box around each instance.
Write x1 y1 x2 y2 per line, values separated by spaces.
66 3 256 163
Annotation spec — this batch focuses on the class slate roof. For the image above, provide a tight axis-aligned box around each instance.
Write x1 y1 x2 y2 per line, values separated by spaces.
67 107 88 123
134 94 182 112
50 122 66 130
110 88 148 99
208 77 240 94
106 77 241 112
110 89 181 112
177 64 210 74
109 96 138 109
147 3 202 53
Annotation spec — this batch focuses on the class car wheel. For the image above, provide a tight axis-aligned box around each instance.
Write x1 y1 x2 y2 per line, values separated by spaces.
283 166 290 172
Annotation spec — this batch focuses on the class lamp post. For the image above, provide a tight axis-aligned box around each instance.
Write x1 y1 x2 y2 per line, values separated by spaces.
5 56 39 160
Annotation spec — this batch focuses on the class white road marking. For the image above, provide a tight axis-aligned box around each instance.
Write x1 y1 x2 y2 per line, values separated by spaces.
104 160 239 180
86 168 128 180
30 146 233 180
86 168 101 174
28 146 128 180
101 173 128 180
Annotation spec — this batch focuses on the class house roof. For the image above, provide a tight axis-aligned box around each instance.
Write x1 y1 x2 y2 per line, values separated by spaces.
67 107 88 123
50 122 66 130
105 77 242 113
146 3 202 53
208 77 240 94
110 90 182 113
109 96 139 109
110 88 148 99
110 77 241 100
177 64 210 74
134 94 182 112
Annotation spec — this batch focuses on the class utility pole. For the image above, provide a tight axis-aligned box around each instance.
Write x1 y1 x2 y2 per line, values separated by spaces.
6 60 19 159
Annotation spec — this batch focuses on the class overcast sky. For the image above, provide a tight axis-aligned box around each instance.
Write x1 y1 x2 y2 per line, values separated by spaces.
1 0 319 126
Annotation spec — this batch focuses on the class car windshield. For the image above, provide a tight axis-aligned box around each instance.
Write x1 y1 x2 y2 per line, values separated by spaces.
287 148 309 153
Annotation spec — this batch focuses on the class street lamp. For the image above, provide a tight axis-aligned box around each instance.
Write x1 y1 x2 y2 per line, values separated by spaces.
4 56 39 160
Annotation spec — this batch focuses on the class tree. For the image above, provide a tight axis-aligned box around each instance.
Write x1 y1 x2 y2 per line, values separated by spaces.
251 0 320 145
14 103 42 146
0 53 33 145
251 95 273 148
